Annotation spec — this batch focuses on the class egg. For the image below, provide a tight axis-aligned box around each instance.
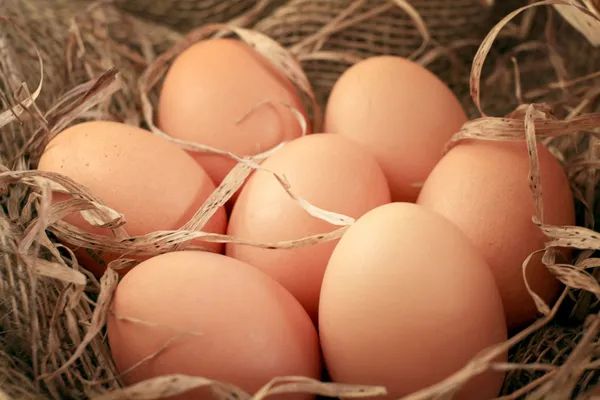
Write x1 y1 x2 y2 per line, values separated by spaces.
324 55 467 203
37 121 227 277
417 140 575 331
319 202 507 399
158 38 309 189
226 133 390 322
107 251 321 400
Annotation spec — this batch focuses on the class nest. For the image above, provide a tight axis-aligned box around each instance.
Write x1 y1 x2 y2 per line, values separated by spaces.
1 0 600 399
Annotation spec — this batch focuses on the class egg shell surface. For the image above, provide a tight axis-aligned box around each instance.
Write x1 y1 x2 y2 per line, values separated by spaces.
37 121 227 277
417 140 575 331
107 251 321 400
319 202 508 399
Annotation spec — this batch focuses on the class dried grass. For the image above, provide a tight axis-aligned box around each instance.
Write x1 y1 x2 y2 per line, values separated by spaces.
1 0 600 399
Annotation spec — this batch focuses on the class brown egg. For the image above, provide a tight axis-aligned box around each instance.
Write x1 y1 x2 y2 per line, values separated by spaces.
226 134 391 322
417 140 575 331
324 55 467 203
107 251 321 400
158 38 308 189
319 203 507 399
37 121 227 277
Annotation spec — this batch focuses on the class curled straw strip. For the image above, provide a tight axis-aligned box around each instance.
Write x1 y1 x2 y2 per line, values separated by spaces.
17 161 353 259
0 16 44 131
448 0 600 150
91 374 386 400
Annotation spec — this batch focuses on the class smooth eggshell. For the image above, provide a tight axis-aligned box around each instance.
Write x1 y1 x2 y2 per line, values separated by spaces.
226 133 391 322
324 55 467 202
319 203 507 399
37 121 227 277
417 140 575 331
107 251 321 400
158 38 308 189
